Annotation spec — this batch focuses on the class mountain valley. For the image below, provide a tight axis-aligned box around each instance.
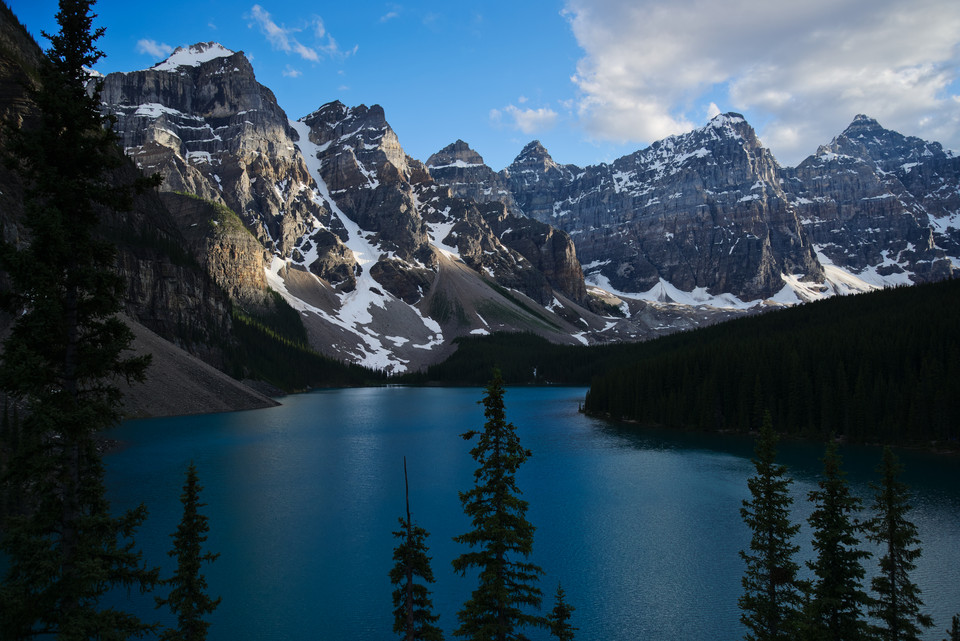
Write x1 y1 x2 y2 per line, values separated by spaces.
1 15 958 407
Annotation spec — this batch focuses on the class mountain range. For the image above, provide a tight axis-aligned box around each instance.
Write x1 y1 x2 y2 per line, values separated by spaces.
1 21 957 410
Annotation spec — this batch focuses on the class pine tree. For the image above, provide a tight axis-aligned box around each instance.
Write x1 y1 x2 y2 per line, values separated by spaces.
803 440 872 641
864 447 932 641
0 1 157 637
546 583 576 641
738 413 806 641
452 370 544 641
156 462 221 641
390 457 443 641
944 614 960 641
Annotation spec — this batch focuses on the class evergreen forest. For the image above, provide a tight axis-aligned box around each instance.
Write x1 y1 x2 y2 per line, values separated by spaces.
581 278 960 446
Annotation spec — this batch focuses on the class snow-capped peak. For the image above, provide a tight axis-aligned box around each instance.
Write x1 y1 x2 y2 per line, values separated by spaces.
152 42 236 72
708 112 747 129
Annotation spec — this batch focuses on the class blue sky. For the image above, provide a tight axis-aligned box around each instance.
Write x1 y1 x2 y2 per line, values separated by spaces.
10 0 960 170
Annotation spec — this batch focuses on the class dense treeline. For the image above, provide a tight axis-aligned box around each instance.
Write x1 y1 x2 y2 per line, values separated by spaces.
584 278 960 445
398 332 630 386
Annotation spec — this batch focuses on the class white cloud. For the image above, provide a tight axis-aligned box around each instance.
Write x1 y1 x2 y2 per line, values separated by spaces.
491 104 559 135
247 5 355 62
136 39 174 59
294 41 319 62
282 65 302 78
564 0 960 165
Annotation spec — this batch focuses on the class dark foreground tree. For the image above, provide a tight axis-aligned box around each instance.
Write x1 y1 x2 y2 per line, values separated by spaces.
864 447 932 641
452 370 544 641
0 0 157 637
944 614 960 641
156 462 221 641
738 413 806 641
390 458 443 641
546 583 576 641
803 440 872 641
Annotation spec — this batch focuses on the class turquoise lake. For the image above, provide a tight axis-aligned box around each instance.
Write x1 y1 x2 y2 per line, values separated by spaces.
104 386 960 640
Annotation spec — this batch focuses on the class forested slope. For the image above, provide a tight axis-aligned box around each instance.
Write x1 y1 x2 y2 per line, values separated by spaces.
583 278 960 445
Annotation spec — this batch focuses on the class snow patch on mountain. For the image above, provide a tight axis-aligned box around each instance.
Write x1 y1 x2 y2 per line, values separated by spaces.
153 42 236 71
279 118 445 373
426 221 461 260
586 272 759 310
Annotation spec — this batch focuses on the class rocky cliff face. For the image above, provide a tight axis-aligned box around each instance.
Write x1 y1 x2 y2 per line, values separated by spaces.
441 113 957 303
420 140 586 303
299 101 433 267
158 192 270 305
426 140 518 211
295 102 589 306
0 19 236 372
105 178 235 367
98 43 354 292
491 115 823 301
96 43 599 373
783 115 958 285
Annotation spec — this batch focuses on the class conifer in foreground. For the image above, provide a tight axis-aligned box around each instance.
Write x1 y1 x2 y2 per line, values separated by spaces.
546 583 576 641
864 447 932 641
452 370 544 641
0 0 158 637
803 440 872 641
944 614 960 641
738 414 805 641
390 457 443 641
156 462 221 641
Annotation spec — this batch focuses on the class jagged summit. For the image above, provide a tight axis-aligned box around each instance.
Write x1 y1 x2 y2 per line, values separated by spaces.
707 111 747 127
426 140 486 169
507 140 567 177
426 140 519 212
850 113 880 126
838 114 888 141
302 101 390 133
152 42 237 71
813 113 952 168
515 140 552 162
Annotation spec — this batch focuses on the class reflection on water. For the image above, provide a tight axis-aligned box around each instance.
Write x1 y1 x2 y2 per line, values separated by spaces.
104 387 960 641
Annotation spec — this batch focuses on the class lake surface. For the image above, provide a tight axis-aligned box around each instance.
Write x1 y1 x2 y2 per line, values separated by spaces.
104 386 960 640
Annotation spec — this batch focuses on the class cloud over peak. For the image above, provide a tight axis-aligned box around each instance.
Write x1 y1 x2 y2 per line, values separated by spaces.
247 4 354 62
563 0 960 165
136 39 174 59
491 103 560 135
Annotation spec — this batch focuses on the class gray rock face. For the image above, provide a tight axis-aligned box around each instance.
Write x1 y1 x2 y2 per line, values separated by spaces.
443 113 958 301
158 192 269 306
783 115 958 284
0 25 236 371
300 101 429 261
495 115 822 301
99 43 355 290
298 102 588 306
426 140 517 211
96 44 594 372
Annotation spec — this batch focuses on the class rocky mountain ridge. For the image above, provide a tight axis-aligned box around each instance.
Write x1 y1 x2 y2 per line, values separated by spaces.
783 114 958 286
429 114 957 305
96 41 960 373
4 18 957 388
98 43 618 373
